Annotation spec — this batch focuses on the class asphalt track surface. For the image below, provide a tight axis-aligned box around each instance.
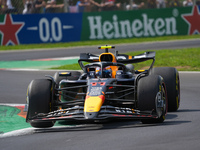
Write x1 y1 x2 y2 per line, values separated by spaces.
0 39 200 150
0 38 200 61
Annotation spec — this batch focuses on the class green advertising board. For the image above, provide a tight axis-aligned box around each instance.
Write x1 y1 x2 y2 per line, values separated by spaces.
0 6 199 45
81 6 200 41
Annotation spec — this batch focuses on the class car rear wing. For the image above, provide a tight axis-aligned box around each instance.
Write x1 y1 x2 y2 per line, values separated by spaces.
79 53 99 63
79 51 155 63
116 51 155 64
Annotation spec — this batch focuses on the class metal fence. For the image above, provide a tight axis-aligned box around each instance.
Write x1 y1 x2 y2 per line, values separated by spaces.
0 0 199 15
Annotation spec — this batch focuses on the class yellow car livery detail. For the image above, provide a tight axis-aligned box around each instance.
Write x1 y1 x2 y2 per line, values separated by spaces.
84 95 105 112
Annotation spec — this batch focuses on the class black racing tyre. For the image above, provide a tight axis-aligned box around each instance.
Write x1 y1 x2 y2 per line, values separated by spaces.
26 79 55 128
150 67 180 112
137 75 167 124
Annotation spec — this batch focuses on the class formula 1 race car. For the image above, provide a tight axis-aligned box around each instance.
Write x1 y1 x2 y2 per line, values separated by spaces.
26 46 180 128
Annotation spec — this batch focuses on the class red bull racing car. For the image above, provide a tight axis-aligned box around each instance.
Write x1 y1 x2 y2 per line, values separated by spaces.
26 46 180 128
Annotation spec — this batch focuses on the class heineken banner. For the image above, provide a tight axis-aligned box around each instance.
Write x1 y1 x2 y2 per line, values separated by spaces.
81 6 200 40
0 6 199 46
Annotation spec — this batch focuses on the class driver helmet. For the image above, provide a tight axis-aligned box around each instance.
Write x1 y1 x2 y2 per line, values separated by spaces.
95 67 101 77
95 66 112 78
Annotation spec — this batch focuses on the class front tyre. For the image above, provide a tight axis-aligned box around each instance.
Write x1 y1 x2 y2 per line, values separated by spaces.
137 75 167 124
26 79 55 128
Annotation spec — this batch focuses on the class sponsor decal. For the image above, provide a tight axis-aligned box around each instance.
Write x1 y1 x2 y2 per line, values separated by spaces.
89 82 106 96
87 14 177 40
90 87 103 96
82 7 199 40
0 13 82 45
115 107 134 114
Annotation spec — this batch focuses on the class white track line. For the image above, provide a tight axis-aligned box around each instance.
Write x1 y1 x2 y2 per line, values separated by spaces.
179 71 200 74
0 103 25 106
0 128 35 138
30 56 79 61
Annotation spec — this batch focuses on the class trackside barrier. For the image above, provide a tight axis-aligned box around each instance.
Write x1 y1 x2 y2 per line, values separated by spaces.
0 6 199 46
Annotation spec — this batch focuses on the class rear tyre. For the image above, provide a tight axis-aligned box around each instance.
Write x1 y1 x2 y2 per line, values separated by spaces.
26 79 55 128
137 75 167 124
150 67 180 112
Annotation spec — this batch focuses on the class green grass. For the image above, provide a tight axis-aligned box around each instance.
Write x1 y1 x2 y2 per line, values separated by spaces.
52 47 200 71
0 34 199 51
1 34 200 71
